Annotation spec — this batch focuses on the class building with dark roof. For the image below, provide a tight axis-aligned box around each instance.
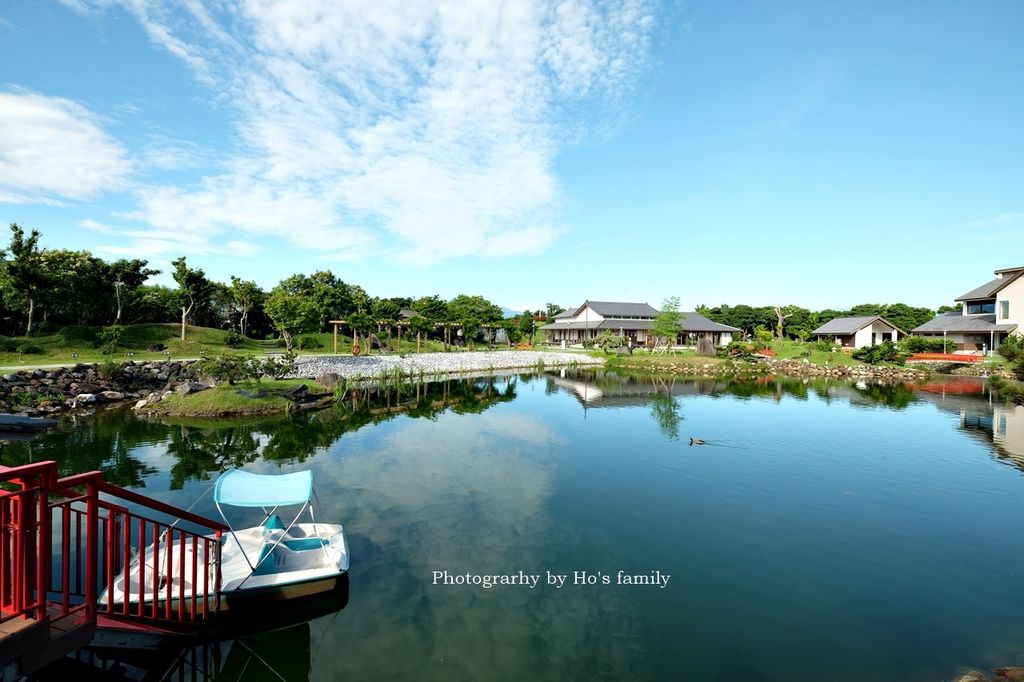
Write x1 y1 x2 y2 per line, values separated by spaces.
809 316 904 349
539 300 739 348
911 266 1023 354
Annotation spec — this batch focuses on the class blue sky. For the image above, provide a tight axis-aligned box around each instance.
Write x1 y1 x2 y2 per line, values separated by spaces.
1 1 1022 314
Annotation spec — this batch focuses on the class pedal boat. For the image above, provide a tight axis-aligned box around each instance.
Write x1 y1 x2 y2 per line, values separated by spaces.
99 469 350 617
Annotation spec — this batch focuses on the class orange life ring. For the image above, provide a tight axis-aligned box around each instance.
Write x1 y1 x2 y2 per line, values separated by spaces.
351 343 361 356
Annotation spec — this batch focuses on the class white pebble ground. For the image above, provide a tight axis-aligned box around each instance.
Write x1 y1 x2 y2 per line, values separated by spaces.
291 351 603 379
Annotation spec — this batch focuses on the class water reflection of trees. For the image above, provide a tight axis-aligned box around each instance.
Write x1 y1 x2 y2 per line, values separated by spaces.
547 369 923 412
0 407 163 487
0 376 521 490
161 376 520 488
649 393 682 440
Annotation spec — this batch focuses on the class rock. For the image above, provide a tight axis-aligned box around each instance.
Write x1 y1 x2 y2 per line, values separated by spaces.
954 672 988 682
133 399 149 410
75 393 97 404
177 381 209 395
2 373 19 381
284 384 309 401
996 667 1024 681
237 389 266 399
316 373 341 390
101 391 125 402
156 373 169 382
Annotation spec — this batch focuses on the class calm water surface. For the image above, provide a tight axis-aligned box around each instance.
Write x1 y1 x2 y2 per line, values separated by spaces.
5 372 1024 681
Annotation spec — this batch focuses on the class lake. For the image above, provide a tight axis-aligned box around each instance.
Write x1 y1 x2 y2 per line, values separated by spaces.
7 371 1024 681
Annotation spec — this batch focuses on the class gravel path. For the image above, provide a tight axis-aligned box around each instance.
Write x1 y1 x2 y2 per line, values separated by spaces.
291 351 603 380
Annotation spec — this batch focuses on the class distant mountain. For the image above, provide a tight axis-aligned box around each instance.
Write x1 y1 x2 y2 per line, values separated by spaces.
501 307 520 318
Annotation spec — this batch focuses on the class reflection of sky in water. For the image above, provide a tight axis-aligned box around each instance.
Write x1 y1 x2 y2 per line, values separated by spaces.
9 374 1024 681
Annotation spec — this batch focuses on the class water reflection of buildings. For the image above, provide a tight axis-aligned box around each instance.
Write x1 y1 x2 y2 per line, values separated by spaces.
910 381 1024 472
547 370 728 408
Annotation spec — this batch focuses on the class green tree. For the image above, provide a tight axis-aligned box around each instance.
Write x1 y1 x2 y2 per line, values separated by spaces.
448 294 502 350
229 276 262 337
347 311 373 352
308 271 355 328
408 314 435 353
412 295 448 321
109 258 160 325
264 275 319 352
998 334 1024 380
171 256 214 341
546 302 565 319
650 296 683 354
1 224 45 335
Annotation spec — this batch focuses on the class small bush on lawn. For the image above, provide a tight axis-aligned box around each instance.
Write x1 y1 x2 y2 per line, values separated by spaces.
224 331 245 348
298 336 324 350
852 340 909 365
56 325 99 347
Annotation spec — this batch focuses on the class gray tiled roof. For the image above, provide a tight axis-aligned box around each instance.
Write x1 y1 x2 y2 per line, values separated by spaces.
553 309 574 319
911 312 1017 333
540 313 739 333
811 316 901 336
678 312 741 332
581 301 660 318
955 277 1008 301
955 271 1023 301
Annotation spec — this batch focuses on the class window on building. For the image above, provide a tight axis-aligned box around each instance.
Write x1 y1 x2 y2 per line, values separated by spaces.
966 301 996 314
999 300 1009 320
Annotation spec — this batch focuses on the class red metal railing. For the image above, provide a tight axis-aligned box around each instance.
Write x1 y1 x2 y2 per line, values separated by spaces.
908 353 983 363
2 461 227 633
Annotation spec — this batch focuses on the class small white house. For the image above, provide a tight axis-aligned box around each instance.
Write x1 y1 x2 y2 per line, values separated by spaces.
810 316 903 349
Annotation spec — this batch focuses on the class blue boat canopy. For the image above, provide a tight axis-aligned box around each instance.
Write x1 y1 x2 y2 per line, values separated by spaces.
214 469 313 508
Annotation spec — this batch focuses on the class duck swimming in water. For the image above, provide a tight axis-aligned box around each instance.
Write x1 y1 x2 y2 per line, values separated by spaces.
689 438 705 446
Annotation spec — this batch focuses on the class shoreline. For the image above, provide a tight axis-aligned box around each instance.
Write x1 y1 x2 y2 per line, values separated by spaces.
290 350 604 380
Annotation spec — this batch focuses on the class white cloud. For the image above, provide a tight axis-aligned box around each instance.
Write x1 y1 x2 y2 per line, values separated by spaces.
73 0 656 263
80 219 115 234
962 213 1024 230
0 91 131 203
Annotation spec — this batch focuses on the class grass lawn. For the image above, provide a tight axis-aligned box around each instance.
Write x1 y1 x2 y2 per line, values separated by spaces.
0 324 267 366
768 339 863 366
146 378 328 417
0 323 464 367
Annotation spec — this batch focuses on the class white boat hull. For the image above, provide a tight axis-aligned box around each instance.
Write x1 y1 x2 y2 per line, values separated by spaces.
99 522 349 615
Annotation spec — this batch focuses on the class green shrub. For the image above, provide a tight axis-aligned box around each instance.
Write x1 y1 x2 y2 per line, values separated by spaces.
97 359 120 380
0 337 17 352
97 325 124 354
901 336 955 353
811 339 838 353
56 325 99 347
298 336 324 350
196 353 297 384
998 335 1024 380
16 343 43 355
852 340 909 365
593 330 625 353
720 341 758 359
224 331 245 348
752 325 774 350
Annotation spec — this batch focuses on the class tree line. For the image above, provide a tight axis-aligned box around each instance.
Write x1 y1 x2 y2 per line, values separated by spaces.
1 223 955 349
0 224 539 351
695 302 951 340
